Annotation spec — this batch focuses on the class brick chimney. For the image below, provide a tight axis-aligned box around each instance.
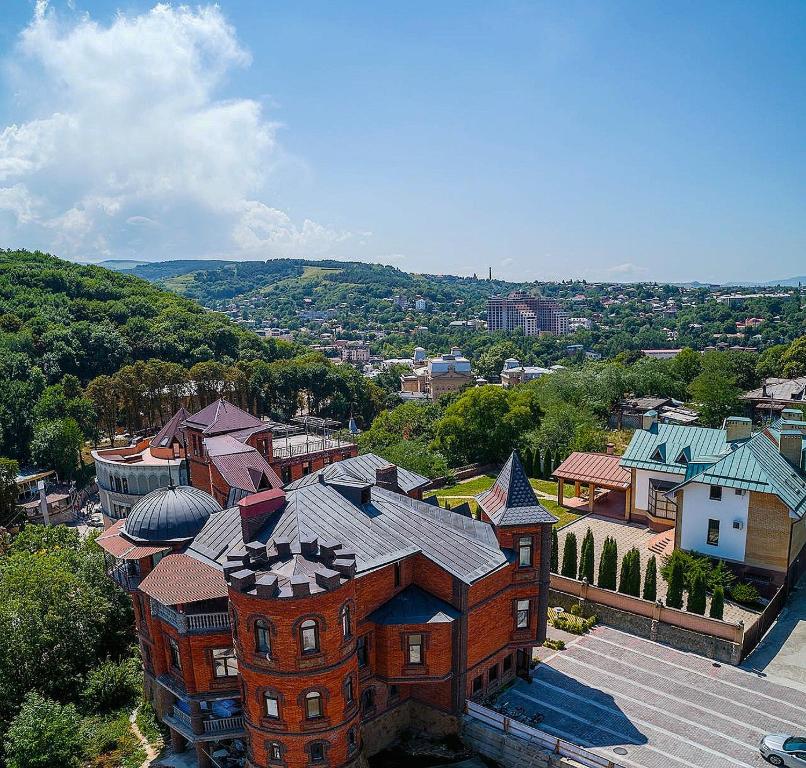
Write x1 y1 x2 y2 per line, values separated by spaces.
375 463 400 493
237 488 286 543
779 432 804 469
725 416 752 443
606 443 615 455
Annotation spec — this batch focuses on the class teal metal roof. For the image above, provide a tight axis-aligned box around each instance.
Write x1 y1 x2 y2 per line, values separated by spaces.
670 428 806 518
620 423 733 476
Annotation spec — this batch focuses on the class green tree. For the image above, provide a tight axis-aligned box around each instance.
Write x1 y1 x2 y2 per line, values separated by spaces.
781 335 806 378
476 342 518 381
81 658 142 712
561 532 578 579
666 556 685 609
755 344 787 379
670 347 702 384
643 554 657 602
687 569 707 615
550 527 558 573
4 692 83 768
30 418 83 480
0 457 20 528
689 352 742 427
578 528 594 583
597 536 618 590
541 447 552 479
709 585 725 620
618 549 641 596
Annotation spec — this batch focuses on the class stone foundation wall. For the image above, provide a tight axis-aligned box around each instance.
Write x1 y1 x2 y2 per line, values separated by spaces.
360 700 460 758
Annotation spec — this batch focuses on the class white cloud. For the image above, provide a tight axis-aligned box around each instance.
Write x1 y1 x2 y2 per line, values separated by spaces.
0 2 353 261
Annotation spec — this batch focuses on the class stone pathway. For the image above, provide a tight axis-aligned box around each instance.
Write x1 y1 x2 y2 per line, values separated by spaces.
129 706 161 768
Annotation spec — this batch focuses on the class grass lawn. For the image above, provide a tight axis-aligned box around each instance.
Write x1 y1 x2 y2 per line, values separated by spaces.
425 474 583 529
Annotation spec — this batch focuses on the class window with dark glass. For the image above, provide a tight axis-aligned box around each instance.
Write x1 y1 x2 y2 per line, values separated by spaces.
516 599 530 629
269 742 282 762
389 684 399 699
357 635 368 667
472 675 483 693
300 620 319 654
518 536 533 567
489 664 499 682
347 727 358 752
255 619 271 655
212 647 238 677
168 637 181 670
407 633 423 665
707 518 720 546
345 676 354 704
710 485 722 501
264 693 279 718
394 561 401 587
309 743 325 763
305 692 322 719
341 605 352 639
361 688 375 713
503 653 513 672
121 477 128 494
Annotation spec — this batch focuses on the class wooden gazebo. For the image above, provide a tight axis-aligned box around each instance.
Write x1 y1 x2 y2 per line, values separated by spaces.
553 451 632 518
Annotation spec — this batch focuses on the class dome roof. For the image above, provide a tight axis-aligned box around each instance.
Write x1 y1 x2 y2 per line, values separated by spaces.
124 486 222 543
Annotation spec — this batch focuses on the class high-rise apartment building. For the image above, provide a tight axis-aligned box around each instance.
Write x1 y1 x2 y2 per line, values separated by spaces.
487 292 570 336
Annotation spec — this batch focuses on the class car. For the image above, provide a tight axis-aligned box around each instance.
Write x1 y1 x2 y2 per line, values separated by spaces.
760 735 806 766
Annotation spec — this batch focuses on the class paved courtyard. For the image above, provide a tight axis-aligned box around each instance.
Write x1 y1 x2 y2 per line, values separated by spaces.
557 514 758 625
498 625 806 768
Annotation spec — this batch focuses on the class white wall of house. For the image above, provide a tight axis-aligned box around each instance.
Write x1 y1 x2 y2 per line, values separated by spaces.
679 482 749 562
634 468 685 510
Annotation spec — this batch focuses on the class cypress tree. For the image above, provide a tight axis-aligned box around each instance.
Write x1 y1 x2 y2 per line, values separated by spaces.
578 528 595 583
618 552 631 594
542 448 552 480
666 556 685 609
643 555 657 602
561 532 578 579
629 548 642 597
597 536 618 590
687 570 707 615
709 585 725 620
534 447 542 479
550 526 558 573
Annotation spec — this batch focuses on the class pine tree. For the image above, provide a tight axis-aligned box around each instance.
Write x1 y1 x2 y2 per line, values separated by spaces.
629 548 642 596
578 528 595 583
643 555 657 602
597 536 618 590
709 585 725 620
550 527 558 573
618 552 631 594
687 570 707 615
561 532 578 579
534 447 542 479
542 448 552 480
666 556 685 609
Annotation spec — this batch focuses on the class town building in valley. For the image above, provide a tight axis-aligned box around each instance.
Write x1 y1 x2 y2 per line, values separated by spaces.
399 349 475 401
96 452 554 768
487 292 570 336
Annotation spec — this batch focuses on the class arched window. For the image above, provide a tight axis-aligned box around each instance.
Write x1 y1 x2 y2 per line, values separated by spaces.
300 619 319 654
309 742 326 763
341 604 352 639
255 619 271 655
268 742 282 763
264 692 280 719
305 691 322 719
347 727 358 753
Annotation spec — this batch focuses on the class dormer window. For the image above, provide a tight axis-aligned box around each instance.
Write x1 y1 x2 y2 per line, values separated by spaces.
676 451 688 465
651 448 663 462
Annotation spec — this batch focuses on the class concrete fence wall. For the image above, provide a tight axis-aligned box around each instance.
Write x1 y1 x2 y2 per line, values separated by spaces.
549 575 745 664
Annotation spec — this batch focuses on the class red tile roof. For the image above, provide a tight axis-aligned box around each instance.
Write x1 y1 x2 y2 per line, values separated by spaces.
553 452 631 490
96 520 171 559
138 553 228 605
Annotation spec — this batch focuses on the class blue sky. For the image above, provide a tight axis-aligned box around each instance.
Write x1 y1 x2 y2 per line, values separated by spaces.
1 1 804 282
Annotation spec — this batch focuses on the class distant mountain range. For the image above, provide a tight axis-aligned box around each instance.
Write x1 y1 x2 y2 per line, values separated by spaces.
94 258 805 288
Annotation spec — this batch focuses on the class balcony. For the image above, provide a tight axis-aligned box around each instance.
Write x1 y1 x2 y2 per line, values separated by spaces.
203 715 244 734
166 706 245 742
109 562 140 591
271 435 355 460
152 602 231 634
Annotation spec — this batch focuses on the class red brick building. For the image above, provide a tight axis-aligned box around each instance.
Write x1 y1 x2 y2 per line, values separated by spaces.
97 452 554 768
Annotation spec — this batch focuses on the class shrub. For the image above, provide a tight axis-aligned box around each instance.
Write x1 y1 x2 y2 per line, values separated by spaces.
643 554 657 602
578 528 595 583
561 532 578 579
569 602 582 616
549 611 596 635
597 536 618 590
4 692 83 768
543 638 565 651
708 560 737 592
686 570 707 615
666 555 685 609
709 585 725 620
81 658 142 713
550 527 558 573
730 582 761 606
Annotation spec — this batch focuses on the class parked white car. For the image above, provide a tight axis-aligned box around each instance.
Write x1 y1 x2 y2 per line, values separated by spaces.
760 735 806 766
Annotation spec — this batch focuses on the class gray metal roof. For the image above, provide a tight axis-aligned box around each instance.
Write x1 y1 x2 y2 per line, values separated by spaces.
188 478 507 584
124 485 223 543
476 452 557 526
368 585 460 625
285 453 429 494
